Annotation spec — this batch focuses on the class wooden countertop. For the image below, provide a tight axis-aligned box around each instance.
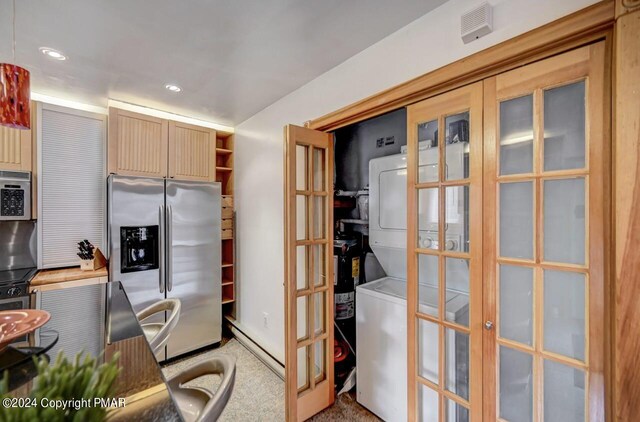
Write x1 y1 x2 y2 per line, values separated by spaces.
31 266 108 286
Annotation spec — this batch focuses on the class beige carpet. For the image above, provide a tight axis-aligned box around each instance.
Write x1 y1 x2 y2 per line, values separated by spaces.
162 338 285 421
162 338 378 421
311 392 381 421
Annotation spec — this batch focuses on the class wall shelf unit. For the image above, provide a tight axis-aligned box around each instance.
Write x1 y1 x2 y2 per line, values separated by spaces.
217 131 235 307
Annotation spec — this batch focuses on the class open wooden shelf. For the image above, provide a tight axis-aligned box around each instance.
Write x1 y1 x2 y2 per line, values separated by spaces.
217 132 235 311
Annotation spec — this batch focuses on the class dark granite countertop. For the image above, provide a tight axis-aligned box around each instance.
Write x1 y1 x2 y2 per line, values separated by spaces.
6 281 183 421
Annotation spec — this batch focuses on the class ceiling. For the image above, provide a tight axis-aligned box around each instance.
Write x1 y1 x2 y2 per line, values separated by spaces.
0 0 447 126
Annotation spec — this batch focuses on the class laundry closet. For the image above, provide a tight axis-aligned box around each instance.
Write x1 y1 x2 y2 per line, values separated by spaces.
284 36 608 422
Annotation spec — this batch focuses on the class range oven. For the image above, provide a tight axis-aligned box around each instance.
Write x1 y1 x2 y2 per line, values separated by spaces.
0 220 37 347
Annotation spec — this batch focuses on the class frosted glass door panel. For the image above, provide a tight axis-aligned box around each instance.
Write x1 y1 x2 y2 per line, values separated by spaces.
543 178 586 265
418 188 439 248
445 329 469 401
500 95 534 175
499 346 533 422
418 119 439 183
418 254 439 317
297 296 308 341
445 258 469 327
544 270 586 361
499 265 534 346
296 145 307 190
445 112 470 180
297 246 308 291
419 385 439 422
445 398 469 422
544 81 586 171
297 346 309 390
296 196 307 240
418 318 439 384
313 148 325 191
499 181 534 259
445 185 469 253
544 360 586 422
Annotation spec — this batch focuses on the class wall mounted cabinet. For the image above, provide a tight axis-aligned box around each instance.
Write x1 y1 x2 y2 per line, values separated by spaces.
0 125 32 171
108 108 168 178
168 121 216 181
108 108 219 182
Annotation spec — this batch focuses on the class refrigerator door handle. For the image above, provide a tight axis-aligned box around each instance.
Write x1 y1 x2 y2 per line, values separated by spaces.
159 205 165 294
167 204 173 292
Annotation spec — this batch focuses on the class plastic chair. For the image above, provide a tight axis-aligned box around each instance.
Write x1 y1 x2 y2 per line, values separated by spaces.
136 298 181 354
166 355 236 422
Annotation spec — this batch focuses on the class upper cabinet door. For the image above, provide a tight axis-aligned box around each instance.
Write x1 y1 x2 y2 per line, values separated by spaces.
0 121 32 172
108 108 168 178
168 121 216 181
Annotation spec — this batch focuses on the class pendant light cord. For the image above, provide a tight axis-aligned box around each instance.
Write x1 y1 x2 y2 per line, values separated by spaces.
12 0 16 61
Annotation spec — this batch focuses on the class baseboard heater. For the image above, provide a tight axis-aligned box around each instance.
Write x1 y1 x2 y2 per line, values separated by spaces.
224 316 285 380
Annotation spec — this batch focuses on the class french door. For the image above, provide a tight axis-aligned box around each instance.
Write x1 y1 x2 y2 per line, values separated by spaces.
284 124 335 421
483 43 606 421
283 42 606 421
406 82 484 421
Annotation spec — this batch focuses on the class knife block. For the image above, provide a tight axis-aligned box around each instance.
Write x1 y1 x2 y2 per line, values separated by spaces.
80 248 107 271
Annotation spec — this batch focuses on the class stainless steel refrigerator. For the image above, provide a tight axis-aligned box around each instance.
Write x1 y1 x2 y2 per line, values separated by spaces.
108 175 221 361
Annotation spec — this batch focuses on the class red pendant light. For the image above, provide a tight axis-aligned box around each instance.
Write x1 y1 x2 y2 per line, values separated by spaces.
0 64 30 130
0 0 30 130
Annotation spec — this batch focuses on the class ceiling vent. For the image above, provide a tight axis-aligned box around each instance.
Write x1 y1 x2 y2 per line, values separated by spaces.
461 2 493 44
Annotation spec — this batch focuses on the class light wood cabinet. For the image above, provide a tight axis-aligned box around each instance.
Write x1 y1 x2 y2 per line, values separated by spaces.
168 121 216 181
108 108 168 178
108 107 220 182
0 120 32 171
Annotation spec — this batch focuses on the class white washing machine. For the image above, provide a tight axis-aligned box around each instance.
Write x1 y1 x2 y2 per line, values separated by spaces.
356 277 468 421
356 143 469 420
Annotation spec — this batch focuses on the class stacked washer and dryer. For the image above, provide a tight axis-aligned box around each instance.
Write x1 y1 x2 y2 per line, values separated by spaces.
356 142 469 421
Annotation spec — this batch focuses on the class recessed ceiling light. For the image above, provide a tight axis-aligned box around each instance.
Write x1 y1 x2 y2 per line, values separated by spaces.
165 84 182 93
39 47 67 60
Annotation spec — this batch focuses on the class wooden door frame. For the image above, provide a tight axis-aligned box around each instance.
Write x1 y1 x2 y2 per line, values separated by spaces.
290 1 640 419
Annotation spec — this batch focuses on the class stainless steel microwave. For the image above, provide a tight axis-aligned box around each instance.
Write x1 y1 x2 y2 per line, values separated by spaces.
0 171 31 221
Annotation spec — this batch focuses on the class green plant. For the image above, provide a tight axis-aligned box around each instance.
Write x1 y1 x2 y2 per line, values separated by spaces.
0 351 121 422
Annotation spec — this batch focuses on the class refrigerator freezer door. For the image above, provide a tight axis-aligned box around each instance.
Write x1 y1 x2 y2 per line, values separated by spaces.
165 180 221 359
108 175 167 361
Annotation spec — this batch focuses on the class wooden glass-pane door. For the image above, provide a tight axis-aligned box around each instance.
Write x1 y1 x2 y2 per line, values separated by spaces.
483 43 606 421
284 124 334 421
407 82 483 421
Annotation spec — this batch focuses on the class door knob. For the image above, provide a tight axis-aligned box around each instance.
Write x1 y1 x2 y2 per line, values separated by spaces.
485 320 494 330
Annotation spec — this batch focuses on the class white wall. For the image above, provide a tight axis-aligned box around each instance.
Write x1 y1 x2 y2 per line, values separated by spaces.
233 0 598 362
